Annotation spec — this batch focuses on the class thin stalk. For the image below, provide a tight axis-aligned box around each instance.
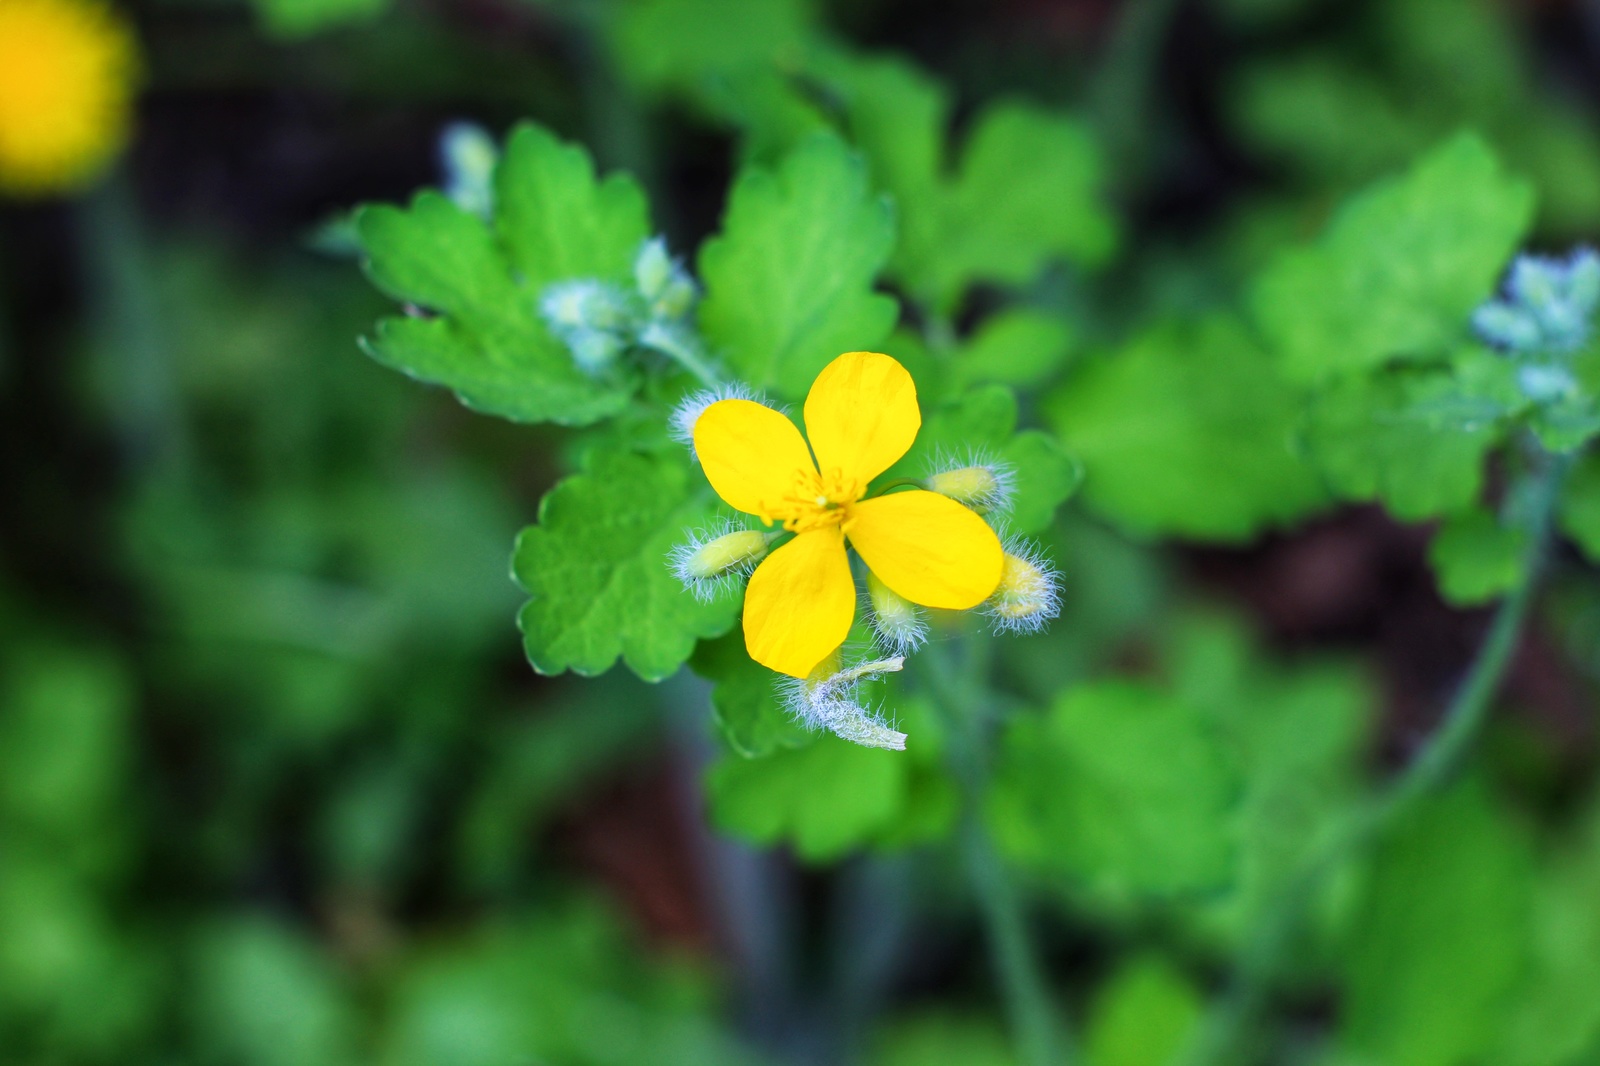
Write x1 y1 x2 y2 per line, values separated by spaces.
1089 0 1184 181
642 331 725 391
925 636 1069 1066
1180 447 1572 1066
81 175 189 476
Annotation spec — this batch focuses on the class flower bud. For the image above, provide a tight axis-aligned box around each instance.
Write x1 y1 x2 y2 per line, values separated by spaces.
540 280 634 336
1476 247 1600 356
867 572 927 655
669 524 775 601
926 460 1013 514
634 236 698 321
440 122 499 219
985 542 1060 633
565 328 625 375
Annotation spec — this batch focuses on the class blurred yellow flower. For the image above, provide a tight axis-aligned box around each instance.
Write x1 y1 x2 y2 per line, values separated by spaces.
0 0 138 196
693 351 1004 678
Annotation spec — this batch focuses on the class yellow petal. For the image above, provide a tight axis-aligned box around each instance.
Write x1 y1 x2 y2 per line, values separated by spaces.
803 351 920 485
743 527 856 678
694 398 816 519
847 490 1003 609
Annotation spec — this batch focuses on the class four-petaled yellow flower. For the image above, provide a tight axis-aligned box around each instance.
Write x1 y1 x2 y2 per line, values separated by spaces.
693 351 1004 678
0 0 138 196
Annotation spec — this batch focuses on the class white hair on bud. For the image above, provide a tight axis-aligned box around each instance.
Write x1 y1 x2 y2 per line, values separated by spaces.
667 519 765 602
865 576 928 657
924 446 1017 515
778 651 908 751
669 383 766 459
985 535 1061 635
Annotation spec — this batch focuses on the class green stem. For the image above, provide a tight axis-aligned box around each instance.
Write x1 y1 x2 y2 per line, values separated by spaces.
642 331 725 390
81 175 189 475
1181 447 1572 1066
925 636 1069 1066
867 477 926 498
1089 0 1184 181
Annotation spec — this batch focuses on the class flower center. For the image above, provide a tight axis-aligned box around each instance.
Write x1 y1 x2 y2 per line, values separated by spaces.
763 467 865 534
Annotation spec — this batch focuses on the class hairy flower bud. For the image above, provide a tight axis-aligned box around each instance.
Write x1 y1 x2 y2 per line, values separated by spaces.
1475 246 1600 357
439 121 498 219
540 280 634 336
669 523 776 601
634 237 698 322
926 457 1014 514
866 572 927 655
985 540 1061 634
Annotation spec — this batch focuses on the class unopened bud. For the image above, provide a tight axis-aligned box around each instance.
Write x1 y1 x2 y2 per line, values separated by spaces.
867 572 927 655
669 525 775 601
686 530 772 579
986 542 1060 634
440 122 498 219
540 280 634 336
567 329 625 375
634 237 698 321
926 461 1013 514
1476 247 1600 356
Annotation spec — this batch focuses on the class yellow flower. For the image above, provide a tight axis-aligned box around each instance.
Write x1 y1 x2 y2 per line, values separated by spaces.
693 351 1004 678
0 0 138 196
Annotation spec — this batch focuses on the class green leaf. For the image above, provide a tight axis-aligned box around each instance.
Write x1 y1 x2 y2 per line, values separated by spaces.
953 308 1076 390
1305 360 1508 520
821 55 1115 311
691 632 811 758
1428 507 1527 606
513 444 737 682
889 384 1082 534
254 0 389 38
493 125 654 291
382 901 754 1066
1162 611 1374 948
697 134 898 398
358 124 650 425
990 680 1239 897
0 644 130 839
704 735 911 862
1046 315 1326 541
1251 133 1534 382
1558 453 1600 563
1084 957 1204 1066
925 101 1117 308
871 1014 1014 1066
1491 800 1600 1066
1337 779 1531 1066
189 918 359 1066
606 0 813 94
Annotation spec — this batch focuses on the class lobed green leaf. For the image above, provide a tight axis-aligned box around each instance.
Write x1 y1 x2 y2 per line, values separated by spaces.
697 134 898 398
1251 132 1534 383
357 124 650 425
1047 315 1326 541
513 444 737 682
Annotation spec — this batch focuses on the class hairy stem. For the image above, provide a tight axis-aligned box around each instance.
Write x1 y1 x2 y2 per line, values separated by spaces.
925 636 1069 1066
1181 447 1572 1066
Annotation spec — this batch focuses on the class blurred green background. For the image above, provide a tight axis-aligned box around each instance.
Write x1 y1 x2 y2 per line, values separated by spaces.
3 0 1600 1064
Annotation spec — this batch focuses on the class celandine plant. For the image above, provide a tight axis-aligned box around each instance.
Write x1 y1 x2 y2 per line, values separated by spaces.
353 91 1600 1064
355 115 1085 1062
667 349 1054 750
